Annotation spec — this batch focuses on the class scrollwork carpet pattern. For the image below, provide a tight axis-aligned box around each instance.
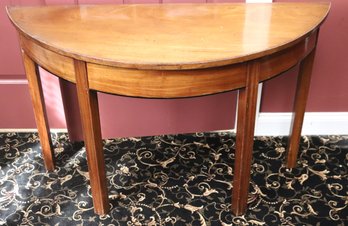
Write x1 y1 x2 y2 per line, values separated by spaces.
0 132 347 225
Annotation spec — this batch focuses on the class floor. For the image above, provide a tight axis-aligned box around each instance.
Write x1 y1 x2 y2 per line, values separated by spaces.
0 132 347 225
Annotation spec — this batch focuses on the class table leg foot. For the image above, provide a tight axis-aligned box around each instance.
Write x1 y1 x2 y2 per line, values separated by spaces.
287 49 316 169
75 60 109 215
22 51 55 171
232 61 259 216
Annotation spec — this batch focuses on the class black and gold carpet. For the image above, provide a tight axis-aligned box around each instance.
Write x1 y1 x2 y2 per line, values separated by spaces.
0 132 347 225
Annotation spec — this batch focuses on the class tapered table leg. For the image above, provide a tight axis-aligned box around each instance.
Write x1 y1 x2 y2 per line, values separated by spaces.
22 51 55 171
59 78 83 142
287 49 316 168
74 59 109 215
232 61 260 216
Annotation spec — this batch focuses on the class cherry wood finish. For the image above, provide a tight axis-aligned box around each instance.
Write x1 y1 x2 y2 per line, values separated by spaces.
19 34 75 83
287 49 317 168
59 78 83 142
86 31 318 98
7 3 329 70
22 52 54 171
87 62 246 98
74 59 109 215
258 30 318 82
232 61 260 215
7 3 330 216
16 28 319 99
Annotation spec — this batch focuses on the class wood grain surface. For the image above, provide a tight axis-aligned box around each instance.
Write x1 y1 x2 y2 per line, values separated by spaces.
232 60 260 215
22 52 55 171
7 3 330 70
87 62 246 97
19 34 75 83
287 48 317 168
74 59 109 215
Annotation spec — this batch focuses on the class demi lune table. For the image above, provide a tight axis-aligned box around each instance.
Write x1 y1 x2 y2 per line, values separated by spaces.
7 3 330 216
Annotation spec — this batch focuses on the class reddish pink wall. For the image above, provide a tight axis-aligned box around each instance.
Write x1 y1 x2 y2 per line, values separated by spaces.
261 0 348 112
98 92 236 137
0 84 35 127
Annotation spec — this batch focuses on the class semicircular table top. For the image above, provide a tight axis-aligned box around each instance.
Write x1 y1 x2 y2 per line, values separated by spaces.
7 3 330 70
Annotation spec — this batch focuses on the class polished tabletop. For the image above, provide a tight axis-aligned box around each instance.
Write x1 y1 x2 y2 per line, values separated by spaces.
7 3 330 70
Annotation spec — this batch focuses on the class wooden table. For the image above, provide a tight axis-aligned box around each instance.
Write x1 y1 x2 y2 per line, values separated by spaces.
7 3 330 216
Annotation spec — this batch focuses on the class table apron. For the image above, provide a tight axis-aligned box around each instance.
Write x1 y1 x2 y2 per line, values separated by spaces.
19 30 317 98
19 34 75 83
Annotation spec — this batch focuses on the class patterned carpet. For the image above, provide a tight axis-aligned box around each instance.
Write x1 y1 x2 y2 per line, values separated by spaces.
0 132 347 225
